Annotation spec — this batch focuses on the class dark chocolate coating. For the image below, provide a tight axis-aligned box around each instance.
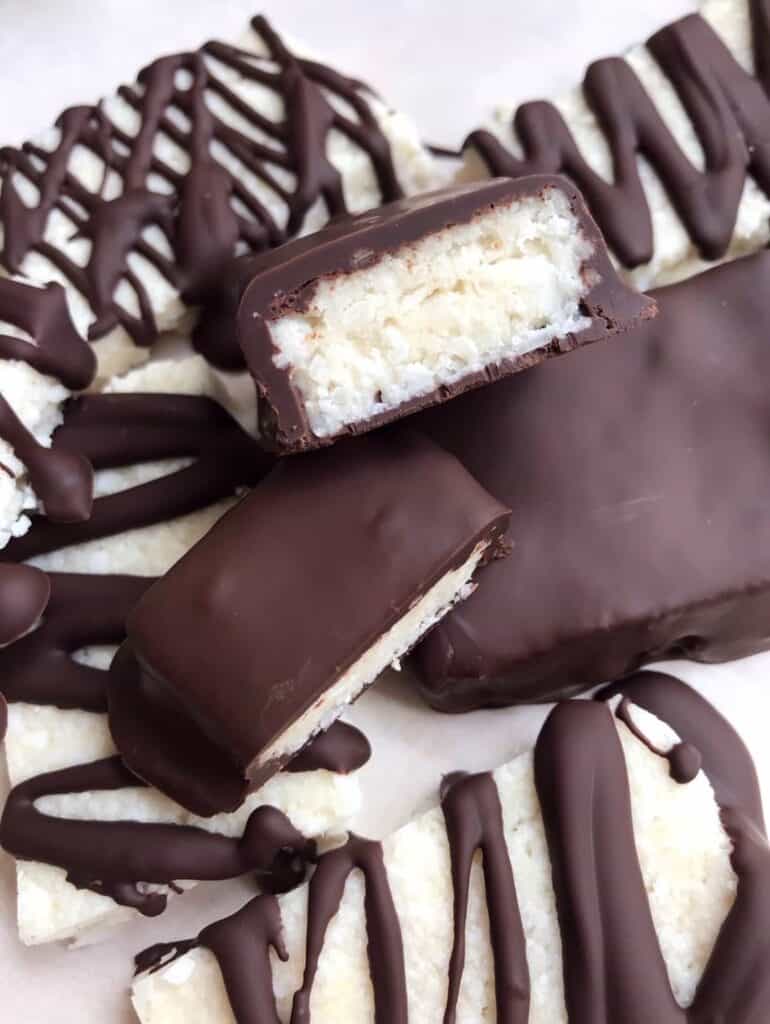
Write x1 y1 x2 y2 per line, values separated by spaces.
466 4 770 270
233 176 654 452
0 563 50 647
415 250 770 709
0 17 402 351
110 430 510 815
135 677 770 1023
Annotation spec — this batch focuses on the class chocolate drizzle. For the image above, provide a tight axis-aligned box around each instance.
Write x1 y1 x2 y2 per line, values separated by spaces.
0 278 95 525
138 678 770 1021
0 563 50 647
0 395 93 524
0 756 315 916
287 721 371 776
533 681 770 1023
0 16 402 355
3 392 270 562
467 4 770 268
441 772 528 1024
0 573 151 711
614 697 702 784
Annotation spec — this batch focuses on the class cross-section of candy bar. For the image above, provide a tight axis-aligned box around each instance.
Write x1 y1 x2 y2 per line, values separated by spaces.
463 0 770 288
108 432 510 816
231 177 654 452
0 16 437 379
415 249 770 710
132 676 768 1022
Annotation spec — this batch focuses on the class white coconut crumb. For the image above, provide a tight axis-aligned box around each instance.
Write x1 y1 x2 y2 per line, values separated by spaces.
0 360 70 549
271 188 593 439
132 705 738 1023
462 0 769 289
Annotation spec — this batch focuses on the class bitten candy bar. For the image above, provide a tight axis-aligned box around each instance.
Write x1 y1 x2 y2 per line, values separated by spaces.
109 433 510 815
132 676 768 1023
415 250 770 710
234 177 654 452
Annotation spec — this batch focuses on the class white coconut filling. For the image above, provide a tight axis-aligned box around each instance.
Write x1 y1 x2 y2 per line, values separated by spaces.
259 540 490 769
463 0 769 290
269 188 594 439
132 704 737 1024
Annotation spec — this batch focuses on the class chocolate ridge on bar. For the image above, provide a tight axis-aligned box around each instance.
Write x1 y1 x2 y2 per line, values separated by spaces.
463 0 770 284
414 249 770 710
132 675 770 1022
232 176 655 452
109 431 510 815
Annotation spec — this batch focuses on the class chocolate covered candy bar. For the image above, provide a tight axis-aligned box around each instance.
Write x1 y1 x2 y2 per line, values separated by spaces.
0 16 436 379
109 433 510 816
0 278 95 548
0 359 362 947
232 177 654 452
415 250 770 710
463 0 770 289
132 675 769 1023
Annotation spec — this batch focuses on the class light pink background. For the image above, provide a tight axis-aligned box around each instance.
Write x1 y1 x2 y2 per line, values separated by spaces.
5 3 763 1022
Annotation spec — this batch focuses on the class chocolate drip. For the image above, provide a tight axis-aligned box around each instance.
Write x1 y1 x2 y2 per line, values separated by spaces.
601 672 766 833
441 772 528 1024
0 693 6 742
0 563 50 647
3 392 270 562
533 681 770 1023
0 573 151 711
0 756 315 916
290 835 407 1024
200 897 287 1024
614 697 702 784
535 701 683 1023
468 5 770 268
604 674 770 1021
0 395 93 523
0 278 94 390
0 17 401 355
286 721 371 775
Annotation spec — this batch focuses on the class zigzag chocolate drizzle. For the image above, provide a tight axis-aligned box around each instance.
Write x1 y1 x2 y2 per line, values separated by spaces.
0 16 402 349
467 2 770 268
139 679 770 1022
